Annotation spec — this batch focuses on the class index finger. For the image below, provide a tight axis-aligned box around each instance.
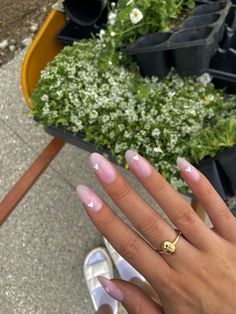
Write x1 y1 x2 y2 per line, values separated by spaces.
76 184 171 290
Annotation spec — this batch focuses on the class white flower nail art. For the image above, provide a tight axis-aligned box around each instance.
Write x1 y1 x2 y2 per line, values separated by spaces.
185 166 192 173
88 201 94 208
133 154 140 161
94 163 99 170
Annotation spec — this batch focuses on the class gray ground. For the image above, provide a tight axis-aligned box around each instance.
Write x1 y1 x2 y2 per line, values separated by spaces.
0 50 180 313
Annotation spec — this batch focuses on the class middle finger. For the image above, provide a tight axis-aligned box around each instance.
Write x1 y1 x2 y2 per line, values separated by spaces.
89 153 197 267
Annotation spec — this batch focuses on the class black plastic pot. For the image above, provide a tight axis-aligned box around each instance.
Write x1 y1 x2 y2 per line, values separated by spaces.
193 2 226 15
125 33 172 77
183 13 220 28
64 0 108 26
217 146 236 188
225 6 236 30
196 158 227 200
171 27 214 76
196 146 236 200
125 0 231 78
209 49 236 92
57 21 103 44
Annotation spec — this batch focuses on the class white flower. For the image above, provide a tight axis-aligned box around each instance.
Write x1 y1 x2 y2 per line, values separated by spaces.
99 29 105 40
130 8 143 24
197 73 212 86
110 31 116 37
111 2 116 8
108 12 116 26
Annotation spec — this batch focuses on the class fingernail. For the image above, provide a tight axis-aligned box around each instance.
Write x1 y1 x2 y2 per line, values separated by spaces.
90 153 117 184
76 185 103 213
125 150 152 178
176 157 200 182
97 276 123 302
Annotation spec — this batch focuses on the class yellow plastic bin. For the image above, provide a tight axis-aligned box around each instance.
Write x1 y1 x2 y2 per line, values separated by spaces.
21 8 66 109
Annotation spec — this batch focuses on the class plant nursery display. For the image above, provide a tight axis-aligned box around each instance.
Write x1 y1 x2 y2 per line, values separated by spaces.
30 0 236 200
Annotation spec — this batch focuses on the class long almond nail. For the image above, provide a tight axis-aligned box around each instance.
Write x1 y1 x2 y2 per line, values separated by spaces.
90 153 117 184
176 157 200 182
125 150 152 178
76 185 103 213
98 276 123 302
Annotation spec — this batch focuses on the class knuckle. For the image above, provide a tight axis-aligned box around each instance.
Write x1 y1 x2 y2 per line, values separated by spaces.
214 206 233 222
137 215 162 240
156 177 168 192
174 206 197 227
132 298 146 314
119 235 141 262
100 212 116 229
110 184 131 201
197 185 214 200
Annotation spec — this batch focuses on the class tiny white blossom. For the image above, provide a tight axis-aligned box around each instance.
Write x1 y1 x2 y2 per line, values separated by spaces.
108 12 116 26
110 31 116 37
99 29 105 37
197 73 212 86
111 2 116 8
130 8 143 24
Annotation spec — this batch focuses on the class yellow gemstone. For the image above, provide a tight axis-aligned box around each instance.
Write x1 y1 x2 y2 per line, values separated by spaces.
162 241 176 255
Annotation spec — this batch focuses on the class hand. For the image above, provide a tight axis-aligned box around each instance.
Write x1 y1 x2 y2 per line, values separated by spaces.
77 150 236 314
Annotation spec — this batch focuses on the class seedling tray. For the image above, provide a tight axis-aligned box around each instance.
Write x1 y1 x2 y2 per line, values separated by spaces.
125 0 232 77
196 147 236 200
22 5 236 206
208 7 236 92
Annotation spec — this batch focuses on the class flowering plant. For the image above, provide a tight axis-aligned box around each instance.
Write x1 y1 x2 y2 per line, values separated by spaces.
31 39 236 192
99 0 195 66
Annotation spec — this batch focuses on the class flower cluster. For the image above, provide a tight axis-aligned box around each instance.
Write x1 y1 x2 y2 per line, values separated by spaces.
98 0 195 66
31 39 236 192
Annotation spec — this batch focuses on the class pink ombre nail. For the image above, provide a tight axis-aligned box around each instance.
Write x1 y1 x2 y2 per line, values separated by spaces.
76 185 103 213
176 157 200 182
90 153 117 184
125 150 152 178
98 276 123 302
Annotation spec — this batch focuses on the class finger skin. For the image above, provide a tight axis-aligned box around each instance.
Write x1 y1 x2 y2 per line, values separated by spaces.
76 185 171 288
125 151 216 250
89 153 196 266
177 157 236 242
112 279 164 314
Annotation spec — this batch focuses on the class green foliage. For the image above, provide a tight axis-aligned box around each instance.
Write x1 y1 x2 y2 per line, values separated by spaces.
99 0 195 66
31 39 236 192
190 118 236 163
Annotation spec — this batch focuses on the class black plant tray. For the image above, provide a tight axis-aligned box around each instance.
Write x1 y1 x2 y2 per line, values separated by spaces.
125 0 232 77
208 11 236 92
196 146 236 201
44 123 236 203
45 124 121 165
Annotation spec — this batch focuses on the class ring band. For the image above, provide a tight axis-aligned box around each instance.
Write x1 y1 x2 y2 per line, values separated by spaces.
157 230 182 256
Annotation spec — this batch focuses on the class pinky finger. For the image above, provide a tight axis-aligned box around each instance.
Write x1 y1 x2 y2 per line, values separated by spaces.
98 277 163 314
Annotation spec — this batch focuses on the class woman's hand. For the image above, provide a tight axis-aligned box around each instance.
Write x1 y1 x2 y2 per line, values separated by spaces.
77 150 236 314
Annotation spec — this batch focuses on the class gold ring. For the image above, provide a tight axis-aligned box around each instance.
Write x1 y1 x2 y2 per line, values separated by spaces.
157 230 182 256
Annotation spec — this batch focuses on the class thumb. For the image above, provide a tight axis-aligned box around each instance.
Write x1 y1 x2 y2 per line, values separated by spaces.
98 276 164 314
